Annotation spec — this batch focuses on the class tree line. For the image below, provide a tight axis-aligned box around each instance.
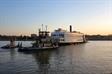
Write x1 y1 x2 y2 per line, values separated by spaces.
0 35 34 41
85 35 112 40
0 34 112 41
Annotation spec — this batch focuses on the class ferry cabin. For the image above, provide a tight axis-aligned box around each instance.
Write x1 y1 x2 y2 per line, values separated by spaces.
51 26 86 44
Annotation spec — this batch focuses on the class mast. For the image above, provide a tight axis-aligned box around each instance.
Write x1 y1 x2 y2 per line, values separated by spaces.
45 25 47 31
42 24 43 31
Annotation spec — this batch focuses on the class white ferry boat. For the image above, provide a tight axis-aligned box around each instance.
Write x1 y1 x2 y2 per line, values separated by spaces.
51 25 86 45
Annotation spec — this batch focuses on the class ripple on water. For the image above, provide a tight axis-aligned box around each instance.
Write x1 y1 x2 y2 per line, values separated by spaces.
0 41 112 74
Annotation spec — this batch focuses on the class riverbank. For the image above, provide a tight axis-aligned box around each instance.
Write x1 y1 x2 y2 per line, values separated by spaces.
1 35 112 41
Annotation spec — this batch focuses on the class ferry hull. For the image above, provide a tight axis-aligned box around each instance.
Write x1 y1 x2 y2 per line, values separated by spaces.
59 41 86 46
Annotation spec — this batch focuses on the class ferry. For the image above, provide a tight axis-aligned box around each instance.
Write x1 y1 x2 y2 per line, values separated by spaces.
51 25 86 45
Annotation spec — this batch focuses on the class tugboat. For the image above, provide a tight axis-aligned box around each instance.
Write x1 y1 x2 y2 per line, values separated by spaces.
18 25 59 52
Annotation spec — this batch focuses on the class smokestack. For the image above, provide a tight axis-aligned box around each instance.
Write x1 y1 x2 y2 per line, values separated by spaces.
70 25 72 32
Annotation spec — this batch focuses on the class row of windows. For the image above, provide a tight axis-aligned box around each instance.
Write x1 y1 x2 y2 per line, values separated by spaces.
52 34 64 37
59 38 64 41
52 34 83 37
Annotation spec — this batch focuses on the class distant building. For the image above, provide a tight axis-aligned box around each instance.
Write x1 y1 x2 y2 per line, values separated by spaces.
31 34 37 39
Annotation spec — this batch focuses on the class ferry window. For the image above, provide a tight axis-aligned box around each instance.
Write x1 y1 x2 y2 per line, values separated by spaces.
62 39 64 41
52 34 56 36
59 34 64 37
60 39 64 41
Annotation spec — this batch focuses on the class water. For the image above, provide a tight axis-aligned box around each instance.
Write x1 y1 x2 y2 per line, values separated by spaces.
0 41 112 74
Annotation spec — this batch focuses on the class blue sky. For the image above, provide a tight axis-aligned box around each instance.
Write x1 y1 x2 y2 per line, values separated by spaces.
0 0 112 35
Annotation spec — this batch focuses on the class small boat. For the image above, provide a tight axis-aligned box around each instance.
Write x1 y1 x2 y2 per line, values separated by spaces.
1 38 17 49
1 44 16 49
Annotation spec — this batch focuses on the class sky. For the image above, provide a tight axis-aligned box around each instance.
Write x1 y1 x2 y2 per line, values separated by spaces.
0 0 112 35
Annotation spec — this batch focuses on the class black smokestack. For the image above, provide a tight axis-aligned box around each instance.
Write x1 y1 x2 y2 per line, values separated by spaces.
70 25 72 32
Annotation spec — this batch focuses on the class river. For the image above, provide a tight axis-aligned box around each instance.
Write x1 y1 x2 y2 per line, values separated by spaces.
0 41 112 74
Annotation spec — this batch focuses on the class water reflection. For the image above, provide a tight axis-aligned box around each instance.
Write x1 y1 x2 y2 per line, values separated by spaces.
32 50 52 74
9 48 16 60
1 41 112 74
32 51 51 64
20 50 54 74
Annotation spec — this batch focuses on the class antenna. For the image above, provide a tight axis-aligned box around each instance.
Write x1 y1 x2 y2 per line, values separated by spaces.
42 24 43 31
38 28 41 32
45 25 47 31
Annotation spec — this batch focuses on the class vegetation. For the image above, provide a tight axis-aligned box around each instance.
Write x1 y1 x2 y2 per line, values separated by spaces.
0 34 112 41
0 35 34 41
86 35 112 40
